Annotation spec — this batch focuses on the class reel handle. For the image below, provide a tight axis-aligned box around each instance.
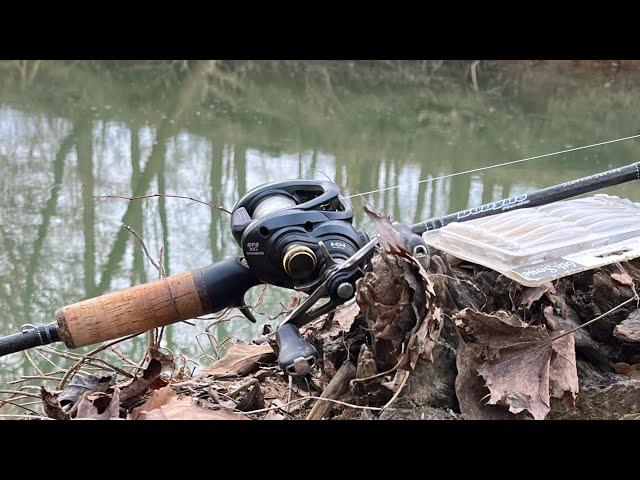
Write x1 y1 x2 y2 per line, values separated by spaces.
275 323 318 376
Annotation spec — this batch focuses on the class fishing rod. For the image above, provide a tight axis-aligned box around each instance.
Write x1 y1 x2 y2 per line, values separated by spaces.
0 161 638 378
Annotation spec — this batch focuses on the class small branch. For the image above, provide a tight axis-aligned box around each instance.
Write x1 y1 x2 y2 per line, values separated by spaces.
0 389 43 399
123 224 161 273
0 414 52 420
350 359 402 383
94 193 230 214
551 295 639 343
0 399 40 415
242 395 383 415
381 370 410 411
23 350 45 376
306 360 356 420
57 333 143 389
7 375 64 384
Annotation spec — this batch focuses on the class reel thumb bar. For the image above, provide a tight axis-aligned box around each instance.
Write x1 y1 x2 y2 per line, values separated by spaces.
411 161 640 234
0 257 260 357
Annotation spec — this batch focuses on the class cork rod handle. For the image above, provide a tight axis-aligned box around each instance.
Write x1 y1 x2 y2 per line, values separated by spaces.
54 257 261 349
55 272 205 348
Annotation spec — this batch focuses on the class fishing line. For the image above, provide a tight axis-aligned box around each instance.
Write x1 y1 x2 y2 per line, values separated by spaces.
343 133 640 199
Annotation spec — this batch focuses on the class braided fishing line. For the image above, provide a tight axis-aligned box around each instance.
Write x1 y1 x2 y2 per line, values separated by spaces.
343 132 640 200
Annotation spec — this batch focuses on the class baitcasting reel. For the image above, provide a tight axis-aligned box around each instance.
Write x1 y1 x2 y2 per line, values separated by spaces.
230 180 371 375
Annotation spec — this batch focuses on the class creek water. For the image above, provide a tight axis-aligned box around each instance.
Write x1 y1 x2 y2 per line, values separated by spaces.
1 61 639 398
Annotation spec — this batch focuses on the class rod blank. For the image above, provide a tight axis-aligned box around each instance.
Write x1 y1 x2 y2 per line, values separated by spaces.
411 161 640 234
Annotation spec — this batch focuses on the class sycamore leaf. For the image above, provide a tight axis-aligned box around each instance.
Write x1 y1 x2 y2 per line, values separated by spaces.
455 341 515 420
455 308 578 420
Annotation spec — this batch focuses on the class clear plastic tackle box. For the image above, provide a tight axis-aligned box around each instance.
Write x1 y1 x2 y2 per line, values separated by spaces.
422 194 640 287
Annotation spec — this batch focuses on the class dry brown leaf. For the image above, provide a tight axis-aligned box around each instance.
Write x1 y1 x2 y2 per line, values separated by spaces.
333 301 360 333
118 358 162 403
264 410 286 420
131 384 175 418
131 385 247 420
40 387 70 420
75 387 121 420
140 398 248 420
312 302 361 345
355 343 377 379
455 308 578 420
613 310 640 343
611 272 635 287
359 208 440 371
404 305 444 368
363 204 409 256
234 380 265 411
199 342 276 379
454 341 515 420
521 283 556 309
364 205 435 294
548 335 579 409
58 373 114 410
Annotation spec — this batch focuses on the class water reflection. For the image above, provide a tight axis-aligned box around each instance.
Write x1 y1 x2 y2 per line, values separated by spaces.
1 61 640 389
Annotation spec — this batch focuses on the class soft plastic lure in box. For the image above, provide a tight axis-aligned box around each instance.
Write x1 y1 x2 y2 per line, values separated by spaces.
422 194 640 287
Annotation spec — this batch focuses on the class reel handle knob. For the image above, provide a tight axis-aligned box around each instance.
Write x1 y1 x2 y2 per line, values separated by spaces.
275 323 318 376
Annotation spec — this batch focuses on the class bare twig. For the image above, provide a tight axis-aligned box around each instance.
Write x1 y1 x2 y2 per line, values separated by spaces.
7 375 64 384
0 414 52 420
23 350 44 376
95 193 230 214
381 370 410 411
57 333 143 389
242 395 383 415
123 224 161 273
350 361 401 383
551 295 639 343
0 398 41 414
286 375 293 414
0 389 43 399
